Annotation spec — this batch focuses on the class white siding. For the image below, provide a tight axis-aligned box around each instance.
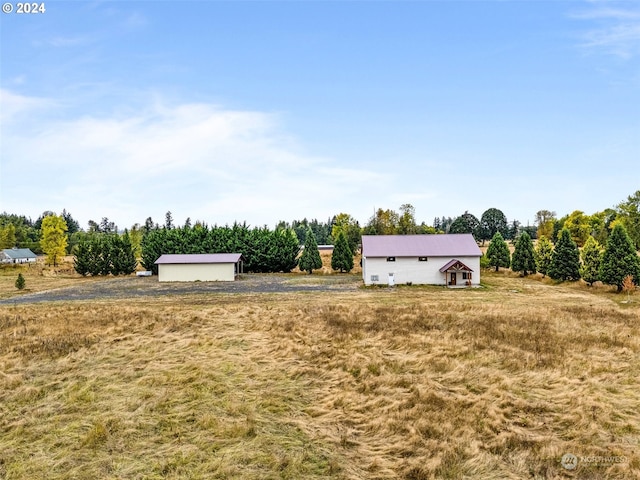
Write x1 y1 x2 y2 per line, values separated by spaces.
158 263 236 282
362 256 480 286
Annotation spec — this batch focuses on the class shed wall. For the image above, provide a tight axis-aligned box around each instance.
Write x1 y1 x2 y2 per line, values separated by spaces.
158 263 235 282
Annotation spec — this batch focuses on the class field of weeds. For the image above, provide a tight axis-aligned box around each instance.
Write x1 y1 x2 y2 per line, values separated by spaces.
0 271 639 479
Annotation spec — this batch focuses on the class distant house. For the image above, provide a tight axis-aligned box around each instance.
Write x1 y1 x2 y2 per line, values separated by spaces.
154 253 244 282
361 234 482 287
1 248 37 264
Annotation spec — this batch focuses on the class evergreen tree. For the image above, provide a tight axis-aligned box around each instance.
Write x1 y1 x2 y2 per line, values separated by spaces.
73 236 93 276
298 228 322 274
87 236 103 276
61 209 80 235
15 273 25 290
548 228 581 281
112 231 138 275
331 231 354 273
486 232 510 272
580 236 602 286
97 236 114 275
600 223 640 292
165 211 174 229
511 232 536 276
535 235 553 277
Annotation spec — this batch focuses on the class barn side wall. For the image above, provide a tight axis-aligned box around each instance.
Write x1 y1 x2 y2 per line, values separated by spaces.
362 256 480 286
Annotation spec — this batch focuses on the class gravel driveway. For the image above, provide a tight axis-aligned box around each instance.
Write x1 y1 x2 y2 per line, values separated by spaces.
0 274 362 305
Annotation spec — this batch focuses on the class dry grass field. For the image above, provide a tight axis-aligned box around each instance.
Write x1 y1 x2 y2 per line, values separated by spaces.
1 260 639 479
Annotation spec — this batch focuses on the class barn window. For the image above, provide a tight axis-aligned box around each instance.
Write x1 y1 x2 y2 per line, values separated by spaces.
418 257 428 262
371 275 379 282
386 257 396 262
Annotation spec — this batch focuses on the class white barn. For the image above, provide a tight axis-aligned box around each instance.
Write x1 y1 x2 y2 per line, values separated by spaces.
361 234 482 287
154 253 243 282
1 248 37 264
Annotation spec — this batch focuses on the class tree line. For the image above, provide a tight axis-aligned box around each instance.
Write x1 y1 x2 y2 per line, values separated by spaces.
484 224 640 292
140 222 301 274
1 190 638 279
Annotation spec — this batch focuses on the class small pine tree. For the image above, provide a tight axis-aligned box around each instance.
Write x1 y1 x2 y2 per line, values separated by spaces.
511 232 537 276
600 223 640 292
331 231 354 273
486 232 510 272
15 273 25 290
580 236 602 286
548 228 581 281
298 228 322 274
535 235 553 277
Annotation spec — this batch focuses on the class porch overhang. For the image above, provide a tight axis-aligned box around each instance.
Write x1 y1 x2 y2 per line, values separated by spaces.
439 259 474 273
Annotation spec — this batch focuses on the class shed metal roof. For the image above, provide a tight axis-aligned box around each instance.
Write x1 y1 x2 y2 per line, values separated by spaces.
155 253 243 265
2 248 37 259
361 234 481 257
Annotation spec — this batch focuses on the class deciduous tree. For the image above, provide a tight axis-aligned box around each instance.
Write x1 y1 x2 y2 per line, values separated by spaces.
622 275 635 302
535 210 556 240
0 224 16 248
331 213 361 253
564 210 591 247
363 208 399 235
40 215 68 266
480 208 508 243
398 204 418 235
449 211 481 240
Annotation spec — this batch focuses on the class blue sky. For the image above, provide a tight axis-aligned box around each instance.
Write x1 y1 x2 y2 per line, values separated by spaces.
1 0 638 230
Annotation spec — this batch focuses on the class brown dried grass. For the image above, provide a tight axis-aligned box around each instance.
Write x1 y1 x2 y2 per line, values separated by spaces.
1 272 639 479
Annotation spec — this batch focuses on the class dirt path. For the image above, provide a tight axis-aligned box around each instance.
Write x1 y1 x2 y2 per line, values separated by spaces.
0 273 361 305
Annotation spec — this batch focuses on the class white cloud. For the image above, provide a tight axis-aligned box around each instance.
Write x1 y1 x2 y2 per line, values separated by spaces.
0 88 54 123
0 91 386 228
572 2 640 58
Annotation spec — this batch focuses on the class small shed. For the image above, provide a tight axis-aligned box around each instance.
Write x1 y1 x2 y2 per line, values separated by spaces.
154 253 244 282
1 248 37 264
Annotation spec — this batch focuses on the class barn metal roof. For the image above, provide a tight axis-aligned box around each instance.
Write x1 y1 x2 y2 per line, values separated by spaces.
1 248 37 259
361 234 481 257
155 253 243 264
